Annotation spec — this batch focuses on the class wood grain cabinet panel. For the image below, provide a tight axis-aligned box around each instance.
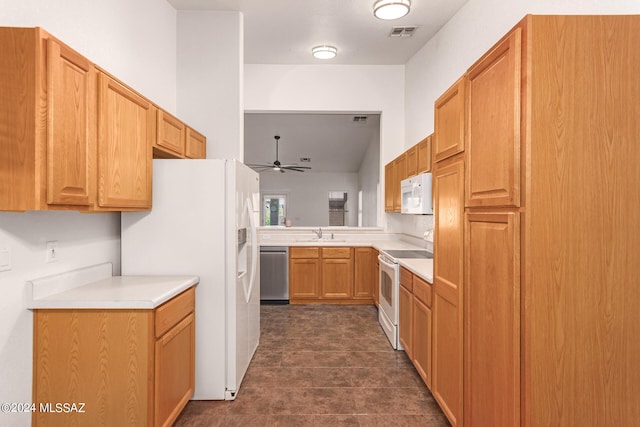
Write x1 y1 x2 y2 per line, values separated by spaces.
0 27 96 211
33 287 196 426
186 127 207 159
406 145 418 177
432 154 464 426
399 283 414 358
464 212 520 427
384 162 395 212
413 296 432 389
393 155 406 211
97 72 154 209
434 77 465 163
155 109 186 158
322 257 353 299
417 135 432 173
289 258 321 299
465 28 521 208
354 247 375 300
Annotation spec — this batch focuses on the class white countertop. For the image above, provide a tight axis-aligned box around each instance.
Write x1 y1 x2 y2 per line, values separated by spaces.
28 264 199 309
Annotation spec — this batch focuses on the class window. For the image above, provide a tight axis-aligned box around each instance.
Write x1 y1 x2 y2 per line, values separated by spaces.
329 191 348 226
263 195 287 226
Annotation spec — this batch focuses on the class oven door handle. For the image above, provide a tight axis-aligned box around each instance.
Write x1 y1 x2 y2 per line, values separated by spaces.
378 254 397 269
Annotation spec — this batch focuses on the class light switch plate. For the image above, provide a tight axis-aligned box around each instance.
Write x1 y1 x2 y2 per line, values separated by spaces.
46 241 59 263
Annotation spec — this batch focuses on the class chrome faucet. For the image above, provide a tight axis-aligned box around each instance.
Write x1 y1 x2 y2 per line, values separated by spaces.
314 227 323 239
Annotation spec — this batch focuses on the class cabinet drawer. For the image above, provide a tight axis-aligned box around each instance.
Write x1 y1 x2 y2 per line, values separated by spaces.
155 287 195 338
400 267 413 292
322 247 352 259
290 247 320 259
413 275 432 307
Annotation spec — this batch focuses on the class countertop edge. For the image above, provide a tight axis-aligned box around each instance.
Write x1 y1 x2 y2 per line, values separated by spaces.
29 276 199 310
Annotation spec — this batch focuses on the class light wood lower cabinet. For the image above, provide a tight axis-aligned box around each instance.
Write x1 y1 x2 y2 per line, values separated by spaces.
399 267 433 389
33 287 196 427
290 246 376 304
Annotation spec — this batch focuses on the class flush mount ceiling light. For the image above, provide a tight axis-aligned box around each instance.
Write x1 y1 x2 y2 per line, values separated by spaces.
373 0 411 20
312 45 337 60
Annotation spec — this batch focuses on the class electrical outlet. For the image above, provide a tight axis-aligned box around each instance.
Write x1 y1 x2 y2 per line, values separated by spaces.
46 241 59 263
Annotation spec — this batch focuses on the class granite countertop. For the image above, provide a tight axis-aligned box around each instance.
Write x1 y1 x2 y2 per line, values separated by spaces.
28 264 199 309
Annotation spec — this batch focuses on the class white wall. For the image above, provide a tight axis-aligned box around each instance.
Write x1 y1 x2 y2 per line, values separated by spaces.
177 11 244 160
0 1 178 425
358 137 380 227
260 172 359 227
404 0 640 144
245 64 405 229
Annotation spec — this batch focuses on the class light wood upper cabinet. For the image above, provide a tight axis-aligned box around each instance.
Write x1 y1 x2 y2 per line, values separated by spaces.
97 72 154 209
464 211 520 427
384 162 395 212
393 154 406 212
155 109 186 158
0 27 95 211
186 127 207 159
465 28 521 208
406 145 418 177
432 154 465 426
434 77 465 163
417 135 432 174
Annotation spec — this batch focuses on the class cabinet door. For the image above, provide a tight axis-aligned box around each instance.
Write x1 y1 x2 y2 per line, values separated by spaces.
155 312 195 427
354 247 373 299
373 250 380 306
434 77 465 163
155 109 185 158
413 297 432 389
432 154 464 426
464 212 520 427
322 258 353 299
406 145 418 177
466 28 521 208
417 135 432 173
46 38 95 206
97 73 153 209
186 127 206 159
394 155 405 212
399 284 413 358
384 162 395 212
289 258 321 299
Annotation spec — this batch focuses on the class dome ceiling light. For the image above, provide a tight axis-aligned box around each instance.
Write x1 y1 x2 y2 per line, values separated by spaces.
373 0 411 20
312 45 338 60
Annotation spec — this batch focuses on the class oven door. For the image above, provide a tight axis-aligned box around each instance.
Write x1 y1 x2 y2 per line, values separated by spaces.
378 253 400 349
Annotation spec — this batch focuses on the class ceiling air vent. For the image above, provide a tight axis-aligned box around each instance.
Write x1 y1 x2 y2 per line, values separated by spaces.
389 26 418 37
300 157 311 162
352 116 368 123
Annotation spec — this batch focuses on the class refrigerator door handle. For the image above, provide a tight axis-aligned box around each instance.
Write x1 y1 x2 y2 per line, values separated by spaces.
244 197 258 303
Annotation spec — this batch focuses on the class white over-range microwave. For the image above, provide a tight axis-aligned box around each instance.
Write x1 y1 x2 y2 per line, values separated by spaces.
400 173 433 214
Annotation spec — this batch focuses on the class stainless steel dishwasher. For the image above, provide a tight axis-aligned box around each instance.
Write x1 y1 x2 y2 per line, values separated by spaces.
260 246 289 304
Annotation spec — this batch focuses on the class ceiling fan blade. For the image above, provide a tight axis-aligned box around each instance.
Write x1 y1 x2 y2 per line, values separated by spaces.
282 167 307 172
281 165 312 170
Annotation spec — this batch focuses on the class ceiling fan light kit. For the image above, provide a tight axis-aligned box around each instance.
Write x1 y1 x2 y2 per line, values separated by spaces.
247 135 312 173
373 0 411 20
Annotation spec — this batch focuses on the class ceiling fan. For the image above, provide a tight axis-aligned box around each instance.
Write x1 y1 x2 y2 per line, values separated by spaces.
247 135 312 173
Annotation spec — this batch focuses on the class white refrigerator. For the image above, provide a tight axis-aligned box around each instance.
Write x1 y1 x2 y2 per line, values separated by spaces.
121 159 260 400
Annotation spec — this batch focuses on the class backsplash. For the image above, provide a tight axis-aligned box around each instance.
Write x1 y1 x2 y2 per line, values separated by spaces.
386 213 434 251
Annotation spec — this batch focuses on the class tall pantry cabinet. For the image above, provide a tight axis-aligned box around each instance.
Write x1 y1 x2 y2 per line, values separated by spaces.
463 15 640 426
432 76 466 426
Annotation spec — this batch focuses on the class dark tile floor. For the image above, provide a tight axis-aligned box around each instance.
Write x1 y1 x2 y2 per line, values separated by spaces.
175 304 450 426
